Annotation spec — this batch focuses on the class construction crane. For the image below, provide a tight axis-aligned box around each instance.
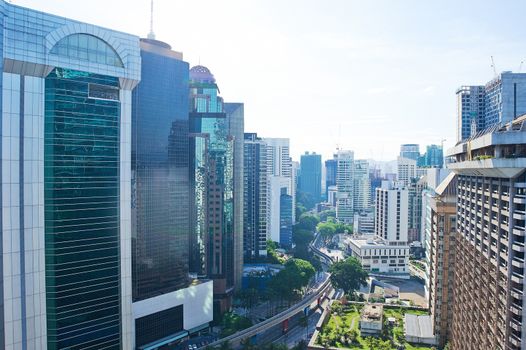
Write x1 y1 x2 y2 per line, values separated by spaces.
490 56 498 78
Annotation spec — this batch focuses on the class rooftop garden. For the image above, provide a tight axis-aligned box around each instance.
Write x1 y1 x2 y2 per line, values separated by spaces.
316 302 435 350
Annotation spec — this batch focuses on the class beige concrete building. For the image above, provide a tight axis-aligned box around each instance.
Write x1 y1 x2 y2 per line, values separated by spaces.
447 115 526 350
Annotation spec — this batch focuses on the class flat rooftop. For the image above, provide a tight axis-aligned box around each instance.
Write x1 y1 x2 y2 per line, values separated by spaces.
405 314 433 339
361 304 383 322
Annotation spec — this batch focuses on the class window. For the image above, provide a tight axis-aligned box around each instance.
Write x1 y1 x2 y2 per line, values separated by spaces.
50 33 124 67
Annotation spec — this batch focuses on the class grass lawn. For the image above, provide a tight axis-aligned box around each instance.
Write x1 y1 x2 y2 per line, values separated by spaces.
317 304 435 350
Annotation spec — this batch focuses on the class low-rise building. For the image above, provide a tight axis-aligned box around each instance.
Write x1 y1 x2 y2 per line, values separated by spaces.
404 314 437 346
359 304 384 336
348 236 409 275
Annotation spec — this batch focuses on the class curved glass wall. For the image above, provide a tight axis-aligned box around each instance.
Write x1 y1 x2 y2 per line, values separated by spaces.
50 34 124 67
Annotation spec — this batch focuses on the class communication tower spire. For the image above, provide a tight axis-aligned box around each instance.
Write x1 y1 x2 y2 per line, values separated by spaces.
147 0 156 40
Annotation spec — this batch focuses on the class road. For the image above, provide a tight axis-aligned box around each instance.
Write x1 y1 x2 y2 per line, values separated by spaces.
272 299 327 348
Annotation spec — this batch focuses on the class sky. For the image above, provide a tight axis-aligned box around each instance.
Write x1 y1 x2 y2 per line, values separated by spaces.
15 0 526 161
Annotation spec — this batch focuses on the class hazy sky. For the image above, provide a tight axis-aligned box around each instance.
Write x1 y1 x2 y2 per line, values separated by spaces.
16 0 526 161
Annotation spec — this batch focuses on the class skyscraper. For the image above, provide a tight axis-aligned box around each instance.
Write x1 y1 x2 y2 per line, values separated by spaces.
189 65 238 314
422 144 444 168
457 72 526 142
456 85 485 141
423 172 456 348
325 157 337 200
0 2 140 348
447 115 526 350
397 156 417 186
400 144 421 161
336 150 354 224
353 159 371 213
224 103 244 292
131 38 212 348
264 138 295 240
243 133 268 258
485 72 526 127
375 181 409 244
299 152 322 208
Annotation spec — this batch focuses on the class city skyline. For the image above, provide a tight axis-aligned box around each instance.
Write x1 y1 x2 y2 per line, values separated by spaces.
14 0 526 161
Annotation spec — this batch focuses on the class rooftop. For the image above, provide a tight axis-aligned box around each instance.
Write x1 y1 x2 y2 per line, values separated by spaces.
361 304 383 322
404 314 434 339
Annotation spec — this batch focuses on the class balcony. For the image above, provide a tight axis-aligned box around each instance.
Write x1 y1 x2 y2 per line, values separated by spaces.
510 319 521 332
510 304 522 316
512 257 524 268
510 288 523 300
512 242 525 253
511 272 524 285
513 227 525 237
513 210 526 220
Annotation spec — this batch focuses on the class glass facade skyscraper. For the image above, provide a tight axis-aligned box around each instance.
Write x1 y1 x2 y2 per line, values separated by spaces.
243 133 268 259
299 152 322 208
130 38 213 349
189 65 237 315
0 2 141 348
45 68 123 349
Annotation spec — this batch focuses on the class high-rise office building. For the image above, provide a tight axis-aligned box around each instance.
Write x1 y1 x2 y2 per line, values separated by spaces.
325 157 337 200
447 115 526 350
423 172 456 348
243 133 268 258
456 85 485 141
407 176 427 242
457 72 526 142
422 144 444 168
397 156 417 186
0 3 140 348
485 72 526 127
375 181 409 244
268 176 293 246
336 150 354 224
279 187 294 249
189 65 238 314
224 103 244 292
131 38 212 349
264 138 295 240
400 144 420 161
299 152 322 208
353 159 371 213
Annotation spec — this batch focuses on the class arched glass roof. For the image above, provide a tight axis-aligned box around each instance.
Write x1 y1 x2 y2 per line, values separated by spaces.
50 33 124 68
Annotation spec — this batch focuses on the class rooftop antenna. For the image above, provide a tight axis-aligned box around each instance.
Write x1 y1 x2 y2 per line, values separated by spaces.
147 0 156 40
490 56 498 78
519 61 524 73
336 123 342 152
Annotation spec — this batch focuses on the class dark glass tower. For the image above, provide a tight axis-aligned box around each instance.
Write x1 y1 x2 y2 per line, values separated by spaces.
243 133 268 259
189 65 237 315
131 38 191 348
45 68 123 349
299 152 322 208
325 157 337 199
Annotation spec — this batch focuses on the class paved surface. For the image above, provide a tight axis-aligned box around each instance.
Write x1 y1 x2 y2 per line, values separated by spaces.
379 278 427 307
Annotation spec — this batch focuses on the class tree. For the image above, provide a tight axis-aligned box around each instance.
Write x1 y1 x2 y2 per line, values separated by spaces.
268 258 315 304
317 222 336 241
329 257 368 295
297 213 320 231
319 209 336 222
